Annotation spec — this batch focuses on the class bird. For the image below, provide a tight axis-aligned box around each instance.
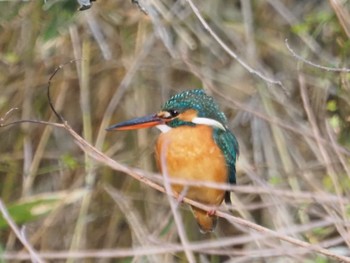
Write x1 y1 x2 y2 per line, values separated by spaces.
106 89 239 233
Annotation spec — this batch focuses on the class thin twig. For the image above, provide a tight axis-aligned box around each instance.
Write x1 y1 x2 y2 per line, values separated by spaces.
213 89 350 156
185 0 282 86
298 73 348 245
0 199 45 263
0 108 19 126
1 227 346 260
285 39 350 72
160 140 196 263
47 59 82 123
0 119 65 129
105 187 163 263
131 0 148 14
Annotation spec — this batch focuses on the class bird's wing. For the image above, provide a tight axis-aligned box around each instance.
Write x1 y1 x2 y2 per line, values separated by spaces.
213 129 239 203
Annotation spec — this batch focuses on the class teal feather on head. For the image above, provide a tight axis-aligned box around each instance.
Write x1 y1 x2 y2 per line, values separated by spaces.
162 89 228 128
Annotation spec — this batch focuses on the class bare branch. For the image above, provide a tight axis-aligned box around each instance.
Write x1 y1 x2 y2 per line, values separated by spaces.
185 0 283 86
54 121 350 262
0 199 45 263
47 59 83 123
285 39 350 72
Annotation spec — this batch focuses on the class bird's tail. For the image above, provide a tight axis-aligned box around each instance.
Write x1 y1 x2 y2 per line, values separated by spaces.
191 206 217 233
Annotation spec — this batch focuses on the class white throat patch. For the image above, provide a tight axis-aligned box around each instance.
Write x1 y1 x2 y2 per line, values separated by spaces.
156 124 172 133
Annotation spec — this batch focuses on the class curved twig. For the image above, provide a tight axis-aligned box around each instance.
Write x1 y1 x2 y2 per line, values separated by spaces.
285 39 350 72
47 59 82 123
185 0 283 87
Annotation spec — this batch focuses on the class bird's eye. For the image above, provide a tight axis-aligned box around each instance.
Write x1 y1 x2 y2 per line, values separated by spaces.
168 109 179 118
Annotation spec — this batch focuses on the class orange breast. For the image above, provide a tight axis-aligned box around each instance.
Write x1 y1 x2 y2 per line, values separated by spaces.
155 125 228 206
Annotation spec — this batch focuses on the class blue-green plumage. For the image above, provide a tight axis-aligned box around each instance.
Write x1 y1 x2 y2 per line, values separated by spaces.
107 88 239 232
163 89 228 127
161 89 239 202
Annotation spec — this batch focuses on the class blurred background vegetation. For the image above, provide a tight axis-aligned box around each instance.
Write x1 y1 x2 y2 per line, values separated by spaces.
1 0 350 262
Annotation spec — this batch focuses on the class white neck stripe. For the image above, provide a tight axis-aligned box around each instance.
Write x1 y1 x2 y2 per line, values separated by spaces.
156 118 226 132
192 117 226 131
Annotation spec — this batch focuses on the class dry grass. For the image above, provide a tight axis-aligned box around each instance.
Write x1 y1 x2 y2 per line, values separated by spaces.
1 0 350 262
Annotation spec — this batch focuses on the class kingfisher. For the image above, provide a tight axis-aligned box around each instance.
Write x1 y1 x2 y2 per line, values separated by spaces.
106 89 239 233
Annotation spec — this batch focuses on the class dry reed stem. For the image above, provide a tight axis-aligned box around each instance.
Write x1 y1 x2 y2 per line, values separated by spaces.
213 88 350 156
1 235 346 261
106 187 163 263
329 0 350 39
299 74 345 204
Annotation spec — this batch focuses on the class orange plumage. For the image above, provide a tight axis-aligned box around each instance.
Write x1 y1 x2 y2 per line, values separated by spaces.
155 125 228 232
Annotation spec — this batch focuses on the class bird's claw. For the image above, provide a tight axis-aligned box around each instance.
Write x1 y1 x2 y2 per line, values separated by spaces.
207 209 216 216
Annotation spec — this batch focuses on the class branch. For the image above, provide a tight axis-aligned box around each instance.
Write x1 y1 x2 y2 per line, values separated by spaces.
0 199 44 263
32 120 350 262
185 0 283 87
285 39 350 72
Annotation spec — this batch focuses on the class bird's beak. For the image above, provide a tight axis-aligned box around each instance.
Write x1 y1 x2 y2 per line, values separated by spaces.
106 114 164 131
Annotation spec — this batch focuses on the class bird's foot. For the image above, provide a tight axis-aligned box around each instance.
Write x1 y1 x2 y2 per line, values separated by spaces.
207 209 216 216
175 193 185 204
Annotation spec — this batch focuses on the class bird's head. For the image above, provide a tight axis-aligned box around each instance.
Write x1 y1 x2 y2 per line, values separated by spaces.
106 89 228 133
